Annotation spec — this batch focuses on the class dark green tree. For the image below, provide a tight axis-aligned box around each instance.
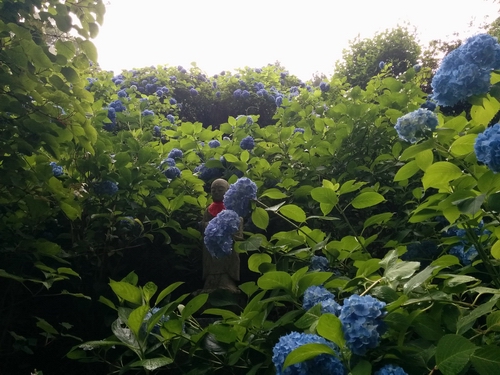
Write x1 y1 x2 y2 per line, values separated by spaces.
334 25 421 88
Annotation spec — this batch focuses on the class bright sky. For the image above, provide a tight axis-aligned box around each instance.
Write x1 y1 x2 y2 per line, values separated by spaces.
93 0 499 81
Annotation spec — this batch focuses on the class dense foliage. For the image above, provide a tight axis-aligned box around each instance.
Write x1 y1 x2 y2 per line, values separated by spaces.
3 2 500 375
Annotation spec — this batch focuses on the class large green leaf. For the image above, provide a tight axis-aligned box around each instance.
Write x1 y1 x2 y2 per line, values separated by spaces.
436 334 477 375
279 204 306 222
351 192 385 209
316 313 345 349
422 162 463 190
257 271 292 291
471 346 500 375
130 357 173 370
109 281 142 305
252 207 269 230
283 343 337 370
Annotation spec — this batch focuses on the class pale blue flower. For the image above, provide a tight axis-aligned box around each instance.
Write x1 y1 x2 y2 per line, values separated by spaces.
49 162 63 177
474 123 500 172
375 364 408 375
303 285 340 315
394 108 438 143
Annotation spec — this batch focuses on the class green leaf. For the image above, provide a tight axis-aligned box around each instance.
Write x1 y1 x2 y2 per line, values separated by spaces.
450 134 477 156
422 162 463 190
436 334 477 375
279 204 306 222
128 305 149 338
454 195 485 215
310 187 339 205
456 299 498 335
98 295 117 310
257 271 292 291
486 311 500 332
109 281 142 305
351 192 385 209
351 360 372 375
130 357 173 370
317 313 345 348
181 293 208 319
80 40 98 62
283 343 337 370
142 281 157 303
297 272 333 296
36 317 59 335
471 346 500 375
363 212 393 229
384 261 420 282
252 207 269 230
403 266 437 295
248 253 272 273
260 188 287 199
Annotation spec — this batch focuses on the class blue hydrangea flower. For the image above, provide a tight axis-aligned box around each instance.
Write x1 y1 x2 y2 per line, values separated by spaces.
310 255 329 271
319 81 330 92
194 163 224 182
394 108 439 143
155 89 164 96
413 64 421 72
303 285 341 315
190 88 199 96
474 123 500 172
294 128 305 134
339 294 386 355
216 91 221 98
160 158 176 168
379 61 386 69
246 116 253 125
142 109 154 116
153 125 161 137
255 82 265 90
276 95 283 107
256 89 267 97
280 72 288 79
431 34 500 107
208 140 220 148
420 100 437 111
161 87 169 94
167 114 175 124
94 180 119 196
109 100 126 112
167 148 183 159
223 177 257 217
142 307 170 335
145 83 157 94
272 332 344 375
220 71 226 76
164 166 181 179
169 98 177 105
233 89 242 98
117 89 128 98
241 90 250 98
204 209 241 258
450 245 478 266
375 364 408 375
49 162 63 177
240 136 255 150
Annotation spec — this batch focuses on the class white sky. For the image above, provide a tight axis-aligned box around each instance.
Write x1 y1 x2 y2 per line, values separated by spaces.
93 0 499 81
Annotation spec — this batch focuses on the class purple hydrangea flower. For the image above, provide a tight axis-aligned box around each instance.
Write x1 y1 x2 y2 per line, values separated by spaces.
169 98 177 105
319 81 330 92
49 162 63 177
208 140 220 148
255 82 265 90
233 89 242 98
339 294 386 355
216 91 221 98
167 148 183 159
167 114 175 124
294 128 305 134
190 88 199 96
431 34 500 107
194 163 224 182
164 166 181 179
246 116 253 125
272 332 344 375
204 209 241 258
155 89 164 96
375 364 408 375
153 125 161 137
379 61 386 69
474 123 500 172
420 100 437 111
394 108 439 143
142 109 154 116
240 136 255 150
117 89 128 98
280 72 288 79
223 177 257 217
160 158 176 168
275 95 283 107
241 90 250 98
109 100 126 112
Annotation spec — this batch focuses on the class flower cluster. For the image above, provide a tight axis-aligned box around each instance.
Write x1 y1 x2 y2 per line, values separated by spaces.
166 114 175 124
49 162 63 177
474 123 500 172
272 332 344 375
310 255 329 271
443 221 490 265
319 81 330 92
339 294 387 355
142 307 170 334
194 163 224 182
431 34 500 107
449 245 478 266
294 127 305 134
420 100 437 111
374 364 408 375
379 61 386 69
208 140 220 148
167 148 183 159
223 177 257 217
142 109 154 116
164 166 181 179
153 125 161 137
94 180 119 196
303 285 341 315
204 209 241 258
394 108 438 143
240 136 255 150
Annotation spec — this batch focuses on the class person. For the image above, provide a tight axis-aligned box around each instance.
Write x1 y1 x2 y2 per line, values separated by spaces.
201 179 242 293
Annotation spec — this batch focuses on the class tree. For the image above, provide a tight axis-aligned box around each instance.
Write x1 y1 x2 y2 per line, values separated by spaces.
334 25 421 88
